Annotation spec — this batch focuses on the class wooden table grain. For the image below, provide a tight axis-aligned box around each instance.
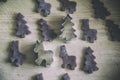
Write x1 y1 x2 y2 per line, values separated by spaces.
0 0 120 80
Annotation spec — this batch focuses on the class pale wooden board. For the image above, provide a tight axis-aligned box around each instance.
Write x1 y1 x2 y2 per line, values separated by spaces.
0 0 120 80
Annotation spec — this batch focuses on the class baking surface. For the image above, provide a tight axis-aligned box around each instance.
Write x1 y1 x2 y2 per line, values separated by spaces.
0 0 120 80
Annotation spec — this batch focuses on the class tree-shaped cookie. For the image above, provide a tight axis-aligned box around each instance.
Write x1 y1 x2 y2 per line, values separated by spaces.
34 40 53 67
92 0 111 19
16 13 31 38
59 14 76 42
83 47 98 73
105 20 120 41
38 19 57 41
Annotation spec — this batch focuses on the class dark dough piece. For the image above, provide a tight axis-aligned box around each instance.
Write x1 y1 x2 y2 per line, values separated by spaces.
105 20 120 41
36 0 51 17
0 0 7 2
59 0 77 14
83 47 98 73
81 19 97 43
61 73 70 80
35 73 43 80
16 13 31 38
38 19 57 41
60 45 77 70
92 0 111 19
9 41 25 67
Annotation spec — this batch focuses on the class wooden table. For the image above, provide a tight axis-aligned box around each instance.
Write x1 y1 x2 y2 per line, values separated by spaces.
0 0 120 80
